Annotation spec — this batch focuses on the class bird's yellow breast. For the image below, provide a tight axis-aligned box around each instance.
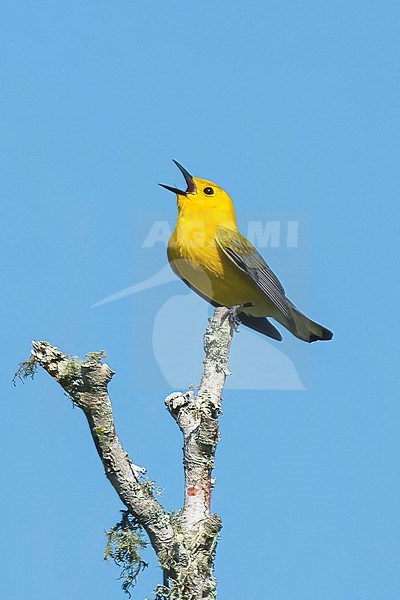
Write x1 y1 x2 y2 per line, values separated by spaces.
169 215 225 275
168 218 272 315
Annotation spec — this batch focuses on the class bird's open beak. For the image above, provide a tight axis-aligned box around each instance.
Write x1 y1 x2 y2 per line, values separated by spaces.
159 160 196 195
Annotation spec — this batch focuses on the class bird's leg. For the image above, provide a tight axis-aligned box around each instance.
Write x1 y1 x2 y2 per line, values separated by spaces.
222 302 253 331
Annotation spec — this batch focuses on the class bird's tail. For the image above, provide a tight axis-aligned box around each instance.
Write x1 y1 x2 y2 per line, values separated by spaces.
238 312 283 341
286 305 333 343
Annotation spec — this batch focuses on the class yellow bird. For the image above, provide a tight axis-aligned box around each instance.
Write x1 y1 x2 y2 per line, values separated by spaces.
160 160 333 343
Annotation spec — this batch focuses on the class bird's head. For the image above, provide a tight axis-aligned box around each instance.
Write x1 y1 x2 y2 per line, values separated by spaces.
159 160 236 223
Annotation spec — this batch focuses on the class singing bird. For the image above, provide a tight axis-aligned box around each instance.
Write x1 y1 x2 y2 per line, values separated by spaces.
160 161 333 343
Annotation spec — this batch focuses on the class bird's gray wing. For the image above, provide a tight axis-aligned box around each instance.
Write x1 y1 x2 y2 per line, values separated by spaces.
215 226 292 320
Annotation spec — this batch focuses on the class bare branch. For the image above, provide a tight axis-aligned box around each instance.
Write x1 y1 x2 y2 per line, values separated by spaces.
19 306 235 599
29 341 174 557
198 307 234 405
164 307 234 598
166 308 233 528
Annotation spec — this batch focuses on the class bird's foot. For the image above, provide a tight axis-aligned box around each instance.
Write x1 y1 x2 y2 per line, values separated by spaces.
222 302 253 331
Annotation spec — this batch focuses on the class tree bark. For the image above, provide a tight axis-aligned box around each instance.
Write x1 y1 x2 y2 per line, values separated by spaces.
164 307 234 598
20 307 234 599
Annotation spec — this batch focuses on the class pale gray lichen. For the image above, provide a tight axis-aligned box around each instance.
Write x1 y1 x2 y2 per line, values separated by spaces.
104 511 148 597
151 584 170 599
141 480 164 497
85 350 107 364
13 355 39 385
57 357 84 399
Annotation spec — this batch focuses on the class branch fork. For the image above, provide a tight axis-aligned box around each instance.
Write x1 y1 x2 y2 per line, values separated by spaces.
19 307 235 599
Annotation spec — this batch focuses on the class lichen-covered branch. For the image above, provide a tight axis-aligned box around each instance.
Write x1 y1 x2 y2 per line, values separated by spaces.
17 307 235 599
164 307 234 598
26 342 174 557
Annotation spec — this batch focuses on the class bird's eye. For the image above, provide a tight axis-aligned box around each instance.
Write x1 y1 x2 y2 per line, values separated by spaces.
203 187 214 195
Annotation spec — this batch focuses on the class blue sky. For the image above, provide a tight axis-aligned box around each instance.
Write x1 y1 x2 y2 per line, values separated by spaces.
2 1 400 598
